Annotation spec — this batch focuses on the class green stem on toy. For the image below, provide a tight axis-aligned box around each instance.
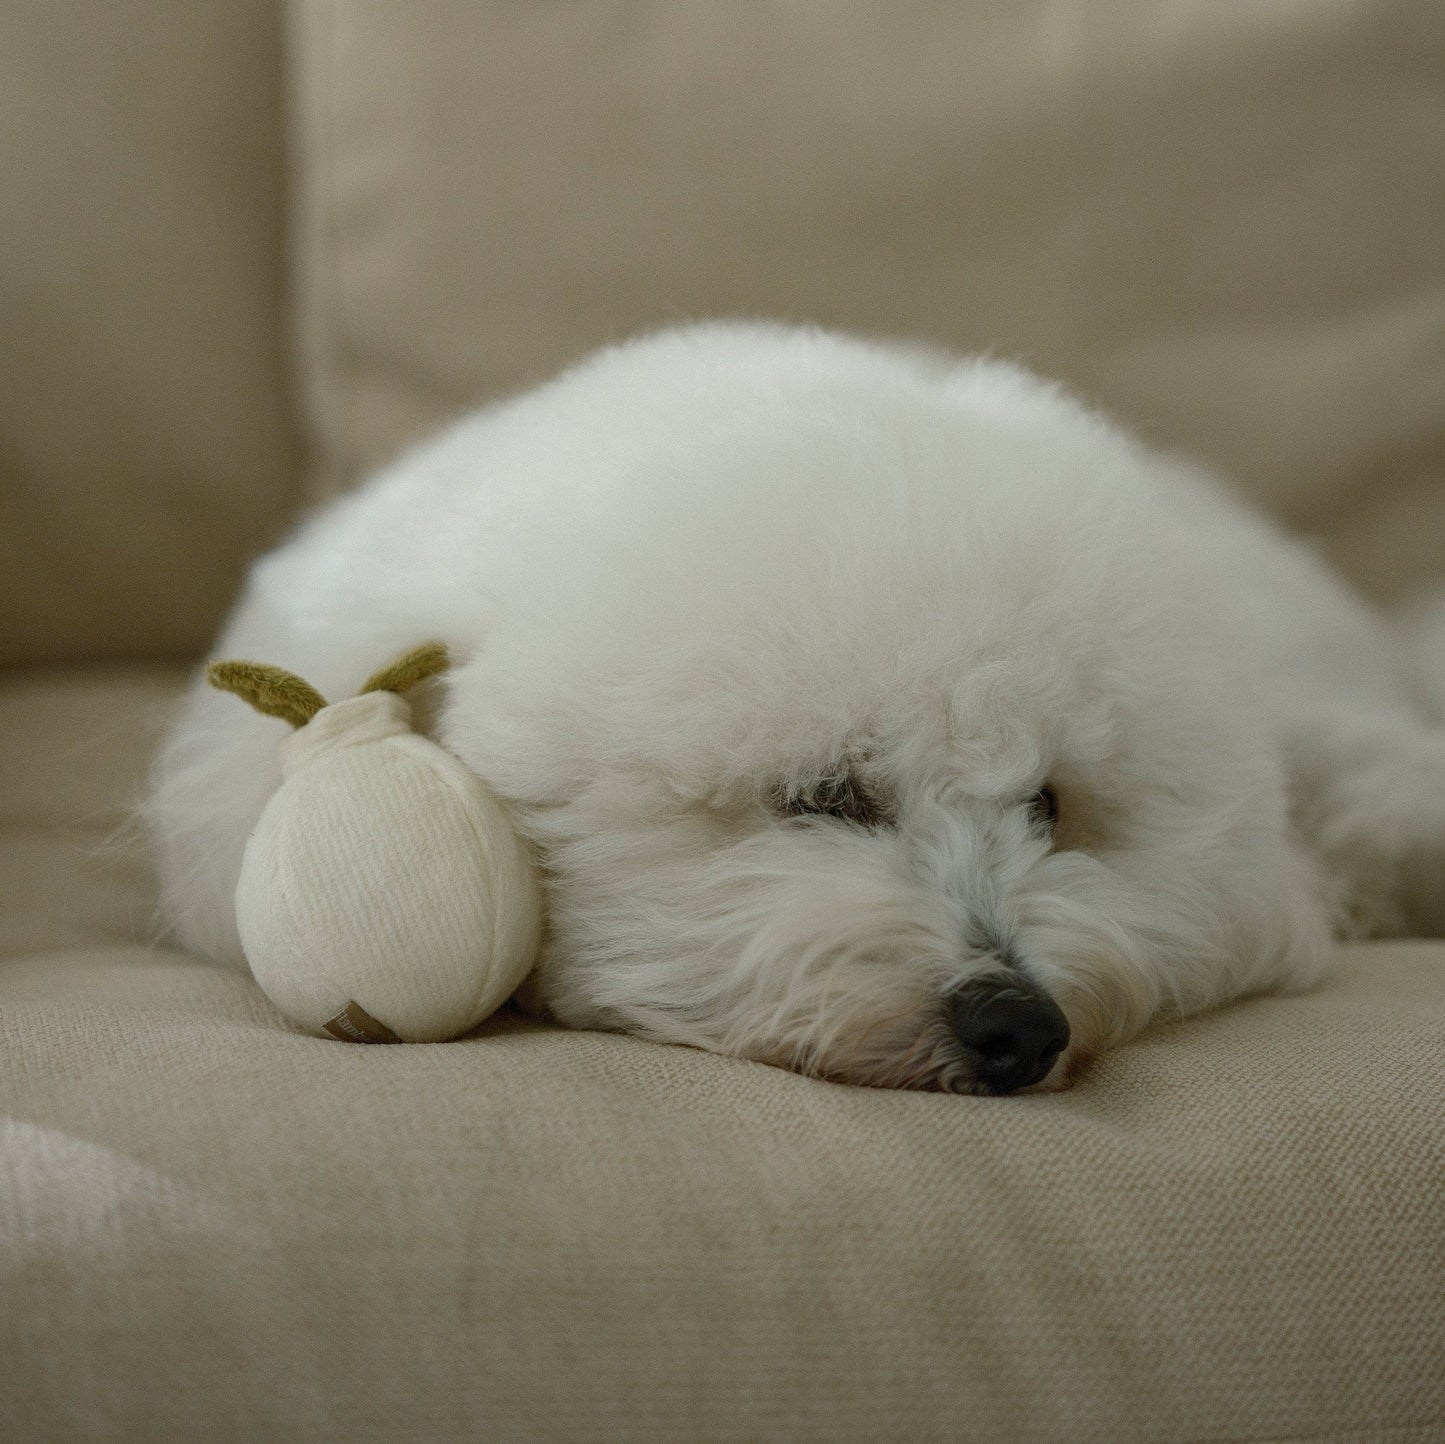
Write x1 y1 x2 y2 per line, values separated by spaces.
206 641 450 728
361 641 450 696
206 661 330 728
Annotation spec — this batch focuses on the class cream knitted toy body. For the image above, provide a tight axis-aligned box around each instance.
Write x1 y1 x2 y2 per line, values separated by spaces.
207 644 542 1043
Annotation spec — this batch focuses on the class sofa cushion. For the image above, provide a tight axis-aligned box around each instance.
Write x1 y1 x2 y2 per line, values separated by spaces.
3 667 1444 1441
291 1 1445 602
0 4 303 665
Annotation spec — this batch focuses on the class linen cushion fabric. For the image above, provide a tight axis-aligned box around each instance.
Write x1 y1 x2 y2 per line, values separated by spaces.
0 2 303 665
6 5 1445 1439
290 0 1445 600
2 668 1444 1441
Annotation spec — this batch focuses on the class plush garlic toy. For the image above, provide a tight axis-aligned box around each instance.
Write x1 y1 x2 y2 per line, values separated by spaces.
207 643 542 1044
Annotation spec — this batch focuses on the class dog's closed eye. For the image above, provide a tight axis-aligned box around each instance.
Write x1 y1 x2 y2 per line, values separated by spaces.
1026 784 1059 836
774 770 894 829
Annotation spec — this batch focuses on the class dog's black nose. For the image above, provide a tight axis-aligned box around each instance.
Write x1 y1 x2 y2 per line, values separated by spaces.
949 978 1070 1094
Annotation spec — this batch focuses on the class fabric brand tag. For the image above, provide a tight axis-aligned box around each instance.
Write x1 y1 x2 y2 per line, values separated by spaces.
323 1001 403 1044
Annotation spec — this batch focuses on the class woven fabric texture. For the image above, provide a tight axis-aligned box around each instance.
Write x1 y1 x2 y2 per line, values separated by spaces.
0 3 302 664
5 3 1445 1438
2 669 1444 1442
292 0 1445 601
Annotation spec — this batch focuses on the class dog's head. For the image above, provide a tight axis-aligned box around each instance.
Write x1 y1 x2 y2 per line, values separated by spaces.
444 325 1330 1092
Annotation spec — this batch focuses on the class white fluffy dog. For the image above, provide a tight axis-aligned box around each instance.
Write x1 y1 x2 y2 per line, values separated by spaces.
148 323 1445 1093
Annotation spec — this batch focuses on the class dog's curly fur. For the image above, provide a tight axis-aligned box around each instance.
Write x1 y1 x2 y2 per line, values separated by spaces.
147 323 1445 1092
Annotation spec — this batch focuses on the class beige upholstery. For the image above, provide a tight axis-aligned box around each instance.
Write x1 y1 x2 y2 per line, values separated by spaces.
3 3 1445 1441
4 668 1444 1442
292 1 1445 600
0 2 302 664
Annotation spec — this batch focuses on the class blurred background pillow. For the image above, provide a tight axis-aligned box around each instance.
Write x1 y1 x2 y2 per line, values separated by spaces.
293 1 1445 605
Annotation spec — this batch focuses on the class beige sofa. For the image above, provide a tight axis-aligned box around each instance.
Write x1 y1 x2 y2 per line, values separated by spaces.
3 5 1444 1440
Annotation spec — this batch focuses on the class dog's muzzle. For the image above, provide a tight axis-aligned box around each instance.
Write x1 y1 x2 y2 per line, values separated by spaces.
948 975 1070 1094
